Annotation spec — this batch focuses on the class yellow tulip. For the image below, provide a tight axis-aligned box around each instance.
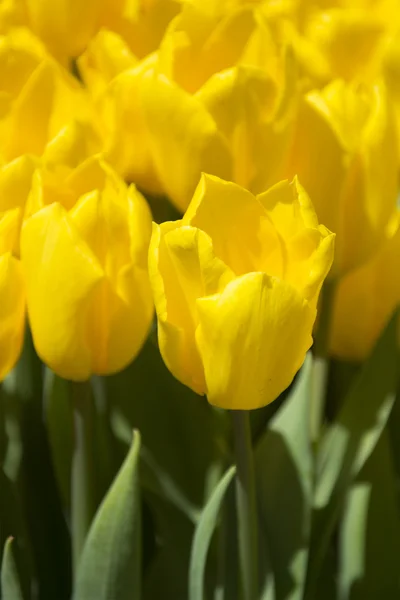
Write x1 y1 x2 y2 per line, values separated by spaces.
330 213 400 361
0 28 95 163
0 207 26 380
100 0 181 60
78 29 138 100
286 79 398 277
77 4 295 212
157 1 256 93
294 9 387 84
25 0 101 61
149 174 334 409
21 163 154 380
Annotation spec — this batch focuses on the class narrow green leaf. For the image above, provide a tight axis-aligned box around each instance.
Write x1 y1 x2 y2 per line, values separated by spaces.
306 310 400 599
189 466 235 600
255 353 313 600
339 431 400 599
74 430 141 600
1 538 24 600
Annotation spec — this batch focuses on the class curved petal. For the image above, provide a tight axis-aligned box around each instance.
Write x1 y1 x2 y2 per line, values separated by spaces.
140 72 232 212
184 173 283 277
21 202 103 380
257 178 335 302
148 220 233 394
0 253 25 381
196 272 316 409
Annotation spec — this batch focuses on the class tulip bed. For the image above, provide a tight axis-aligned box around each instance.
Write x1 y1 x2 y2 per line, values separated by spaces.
1 1 400 599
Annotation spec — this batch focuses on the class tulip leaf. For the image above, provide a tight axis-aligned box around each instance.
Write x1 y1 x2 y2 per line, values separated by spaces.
255 353 314 600
189 466 235 600
74 430 142 600
306 309 400 598
338 430 400 599
1 538 24 600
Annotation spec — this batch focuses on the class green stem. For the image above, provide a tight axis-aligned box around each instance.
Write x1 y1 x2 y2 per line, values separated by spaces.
231 411 258 600
313 279 337 360
70 380 95 576
311 280 337 443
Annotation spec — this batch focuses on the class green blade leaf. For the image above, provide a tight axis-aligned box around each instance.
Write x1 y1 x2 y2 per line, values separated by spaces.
255 353 314 600
1 538 24 600
74 430 142 600
189 466 235 600
339 430 400 599
306 310 400 599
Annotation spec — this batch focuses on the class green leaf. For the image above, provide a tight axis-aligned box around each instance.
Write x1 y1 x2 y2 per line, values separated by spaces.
306 310 400 599
74 430 142 600
338 430 400 599
255 353 314 600
1 538 24 600
189 466 235 600
106 338 223 509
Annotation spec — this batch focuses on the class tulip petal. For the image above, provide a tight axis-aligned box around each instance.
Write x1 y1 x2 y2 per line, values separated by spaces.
149 221 233 394
196 272 315 409
104 61 163 194
21 202 103 380
0 155 37 214
183 173 284 277
196 65 279 190
0 252 25 381
140 73 232 211
6 60 55 160
257 178 335 302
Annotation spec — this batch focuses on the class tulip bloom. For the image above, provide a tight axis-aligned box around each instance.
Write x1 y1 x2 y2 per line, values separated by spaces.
21 164 154 380
0 207 25 380
330 213 400 361
0 28 95 164
25 0 101 61
149 174 334 409
286 79 398 277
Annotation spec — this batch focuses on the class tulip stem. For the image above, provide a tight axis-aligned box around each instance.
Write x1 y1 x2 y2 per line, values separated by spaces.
231 410 258 600
70 380 95 577
311 280 337 442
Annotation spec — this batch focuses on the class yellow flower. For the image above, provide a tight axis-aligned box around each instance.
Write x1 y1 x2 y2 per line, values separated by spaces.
286 79 398 277
0 206 26 380
293 8 388 85
330 213 400 361
157 0 257 93
78 4 296 212
21 162 154 380
0 28 95 164
25 0 101 61
100 0 181 60
149 174 334 409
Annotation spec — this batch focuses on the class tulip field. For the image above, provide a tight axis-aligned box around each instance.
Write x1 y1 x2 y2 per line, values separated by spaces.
1 1 400 599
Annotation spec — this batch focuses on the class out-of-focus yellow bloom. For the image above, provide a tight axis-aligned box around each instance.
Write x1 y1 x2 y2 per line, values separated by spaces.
78 29 138 99
292 9 387 85
330 213 400 361
80 9 296 213
157 0 257 93
101 0 181 60
0 0 28 33
21 162 154 380
149 174 334 409
0 207 26 380
286 79 398 277
0 28 95 164
25 0 101 62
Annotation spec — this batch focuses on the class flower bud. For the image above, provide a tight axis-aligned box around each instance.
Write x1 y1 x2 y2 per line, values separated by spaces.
149 174 334 409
